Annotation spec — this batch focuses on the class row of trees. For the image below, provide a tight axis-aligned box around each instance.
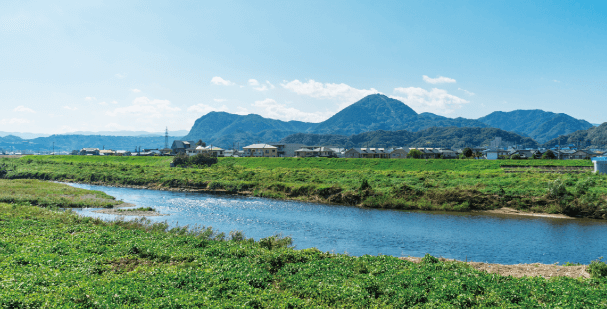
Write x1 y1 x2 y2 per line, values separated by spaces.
407 148 558 160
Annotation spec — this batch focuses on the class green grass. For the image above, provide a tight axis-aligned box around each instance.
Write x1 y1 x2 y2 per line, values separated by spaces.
2 156 606 218
0 179 121 208
117 207 156 212
2 192 607 307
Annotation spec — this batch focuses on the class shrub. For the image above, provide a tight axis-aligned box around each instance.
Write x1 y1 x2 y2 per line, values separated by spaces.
172 153 189 166
408 149 423 159
190 153 218 167
510 154 522 160
422 254 439 264
360 178 371 191
462 148 473 158
542 150 556 160
588 258 607 278
575 177 596 195
547 178 567 197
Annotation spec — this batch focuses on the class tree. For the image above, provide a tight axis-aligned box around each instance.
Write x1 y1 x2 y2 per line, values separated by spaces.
196 140 206 147
510 153 522 160
408 149 423 159
542 150 556 160
462 147 473 158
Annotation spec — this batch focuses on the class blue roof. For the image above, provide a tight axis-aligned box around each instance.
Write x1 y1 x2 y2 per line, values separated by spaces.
592 157 607 161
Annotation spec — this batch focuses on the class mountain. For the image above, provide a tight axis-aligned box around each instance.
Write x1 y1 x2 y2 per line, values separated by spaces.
0 132 51 139
0 135 182 152
281 127 539 149
310 94 487 135
542 122 607 148
477 110 593 143
182 112 317 147
65 130 190 137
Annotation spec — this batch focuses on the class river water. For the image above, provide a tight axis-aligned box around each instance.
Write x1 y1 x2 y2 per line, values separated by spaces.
68 183 607 265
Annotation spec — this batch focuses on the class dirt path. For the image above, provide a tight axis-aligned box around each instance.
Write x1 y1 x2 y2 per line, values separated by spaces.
400 257 590 279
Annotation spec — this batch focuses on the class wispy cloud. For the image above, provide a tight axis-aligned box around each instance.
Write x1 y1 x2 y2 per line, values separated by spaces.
211 76 235 86
85 96 96 101
553 80 561 83
111 100 118 104
213 99 227 102
392 87 469 114
248 79 275 91
187 104 248 115
98 101 108 106
13 106 35 113
423 75 456 84
0 118 30 124
281 79 379 107
131 89 141 93
115 73 126 79
63 106 78 110
106 97 181 118
458 88 475 96
248 79 260 86
253 98 331 122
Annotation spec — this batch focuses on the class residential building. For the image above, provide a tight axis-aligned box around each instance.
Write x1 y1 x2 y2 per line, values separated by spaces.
171 140 196 154
115 150 132 156
243 144 278 157
79 148 100 155
345 148 396 159
294 147 337 158
483 149 510 160
99 149 116 156
187 145 225 157
268 143 305 157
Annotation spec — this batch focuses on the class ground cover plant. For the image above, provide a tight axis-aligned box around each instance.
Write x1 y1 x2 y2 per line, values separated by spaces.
2 184 607 307
0 178 122 208
2 156 606 218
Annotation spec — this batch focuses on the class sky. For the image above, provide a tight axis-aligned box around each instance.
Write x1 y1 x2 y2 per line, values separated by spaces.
1 0 606 134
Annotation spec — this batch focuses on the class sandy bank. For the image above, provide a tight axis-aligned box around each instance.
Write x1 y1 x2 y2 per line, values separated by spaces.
476 207 574 219
401 256 590 279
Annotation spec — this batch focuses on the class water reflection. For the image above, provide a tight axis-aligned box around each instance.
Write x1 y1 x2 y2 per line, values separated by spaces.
68 183 607 265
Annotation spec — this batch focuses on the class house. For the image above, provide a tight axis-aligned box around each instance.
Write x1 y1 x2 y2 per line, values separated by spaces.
438 149 458 159
389 148 409 158
115 150 132 156
171 140 196 154
243 144 278 157
508 149 542 159
344 148 394 159
557 150 597 160
409 148 442 159
268 143 305 157
99 149 116 156
483 149 510 160
79 148 100 155
294 147 336 158
187 145 225 157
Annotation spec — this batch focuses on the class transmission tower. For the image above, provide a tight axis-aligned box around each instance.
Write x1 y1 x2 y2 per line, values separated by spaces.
165 127 169 149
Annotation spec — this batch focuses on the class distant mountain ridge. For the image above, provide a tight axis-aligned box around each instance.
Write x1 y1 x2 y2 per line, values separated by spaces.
281 127 539 149
542 122 607 148
477 110 593 143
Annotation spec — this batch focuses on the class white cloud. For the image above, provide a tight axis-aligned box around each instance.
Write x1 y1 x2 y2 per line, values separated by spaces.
0 118 30 124
187 104 249 115
248 79 275 91
131 88 141 93
253 98 331 122
13 106 35 113
211 76 234 86
85 96 96 101
106 97 181 118
392 87 469 114
248 79 260 86
115 73 126 79
63 106 78 110
213 99 227 102
423 75 456 84
458 88 475 96
111 100 118 104
281 79 379 104
98 101 108 106
266 81 275 89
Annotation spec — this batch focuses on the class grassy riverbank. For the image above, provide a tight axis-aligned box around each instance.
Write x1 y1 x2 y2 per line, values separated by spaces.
1 180 607 307
2 156 606 218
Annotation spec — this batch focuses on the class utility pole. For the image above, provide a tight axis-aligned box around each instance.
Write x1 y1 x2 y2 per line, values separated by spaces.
165 127 169 149
52 142 54 156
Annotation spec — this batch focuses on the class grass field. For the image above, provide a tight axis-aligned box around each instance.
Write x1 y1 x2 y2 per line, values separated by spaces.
1 180 607 307
2 156 606 218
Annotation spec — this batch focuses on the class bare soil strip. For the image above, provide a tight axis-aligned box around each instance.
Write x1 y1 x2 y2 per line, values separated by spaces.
93 208 166 216
401 257 590 279
477 207 574 219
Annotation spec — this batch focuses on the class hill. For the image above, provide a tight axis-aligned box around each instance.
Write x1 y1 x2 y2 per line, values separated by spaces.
281 127 539 149
311 94 487 135
542 122 607 148
477 110 593 143
0 135 181 152
182 112 317 147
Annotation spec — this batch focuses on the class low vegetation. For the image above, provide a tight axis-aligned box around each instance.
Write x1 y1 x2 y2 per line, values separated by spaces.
1 181 607 307
116 207 156 212
1 156 605 219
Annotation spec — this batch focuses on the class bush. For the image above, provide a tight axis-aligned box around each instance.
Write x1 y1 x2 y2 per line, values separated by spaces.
172 153 217 167
542 150 556 160
510 154 522 160
408 149 423 159
462 148 473 158
588 258 607 278
360 178 371 191
547 178 567 197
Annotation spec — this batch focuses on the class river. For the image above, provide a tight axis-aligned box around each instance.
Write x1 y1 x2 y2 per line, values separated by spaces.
68 183 607 265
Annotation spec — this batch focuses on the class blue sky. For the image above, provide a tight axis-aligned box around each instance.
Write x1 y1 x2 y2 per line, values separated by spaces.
1 0 606 134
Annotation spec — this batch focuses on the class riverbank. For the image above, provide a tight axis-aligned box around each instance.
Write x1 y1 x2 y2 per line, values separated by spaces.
2 181 607 307
401 257 590 279
2 156 606 219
